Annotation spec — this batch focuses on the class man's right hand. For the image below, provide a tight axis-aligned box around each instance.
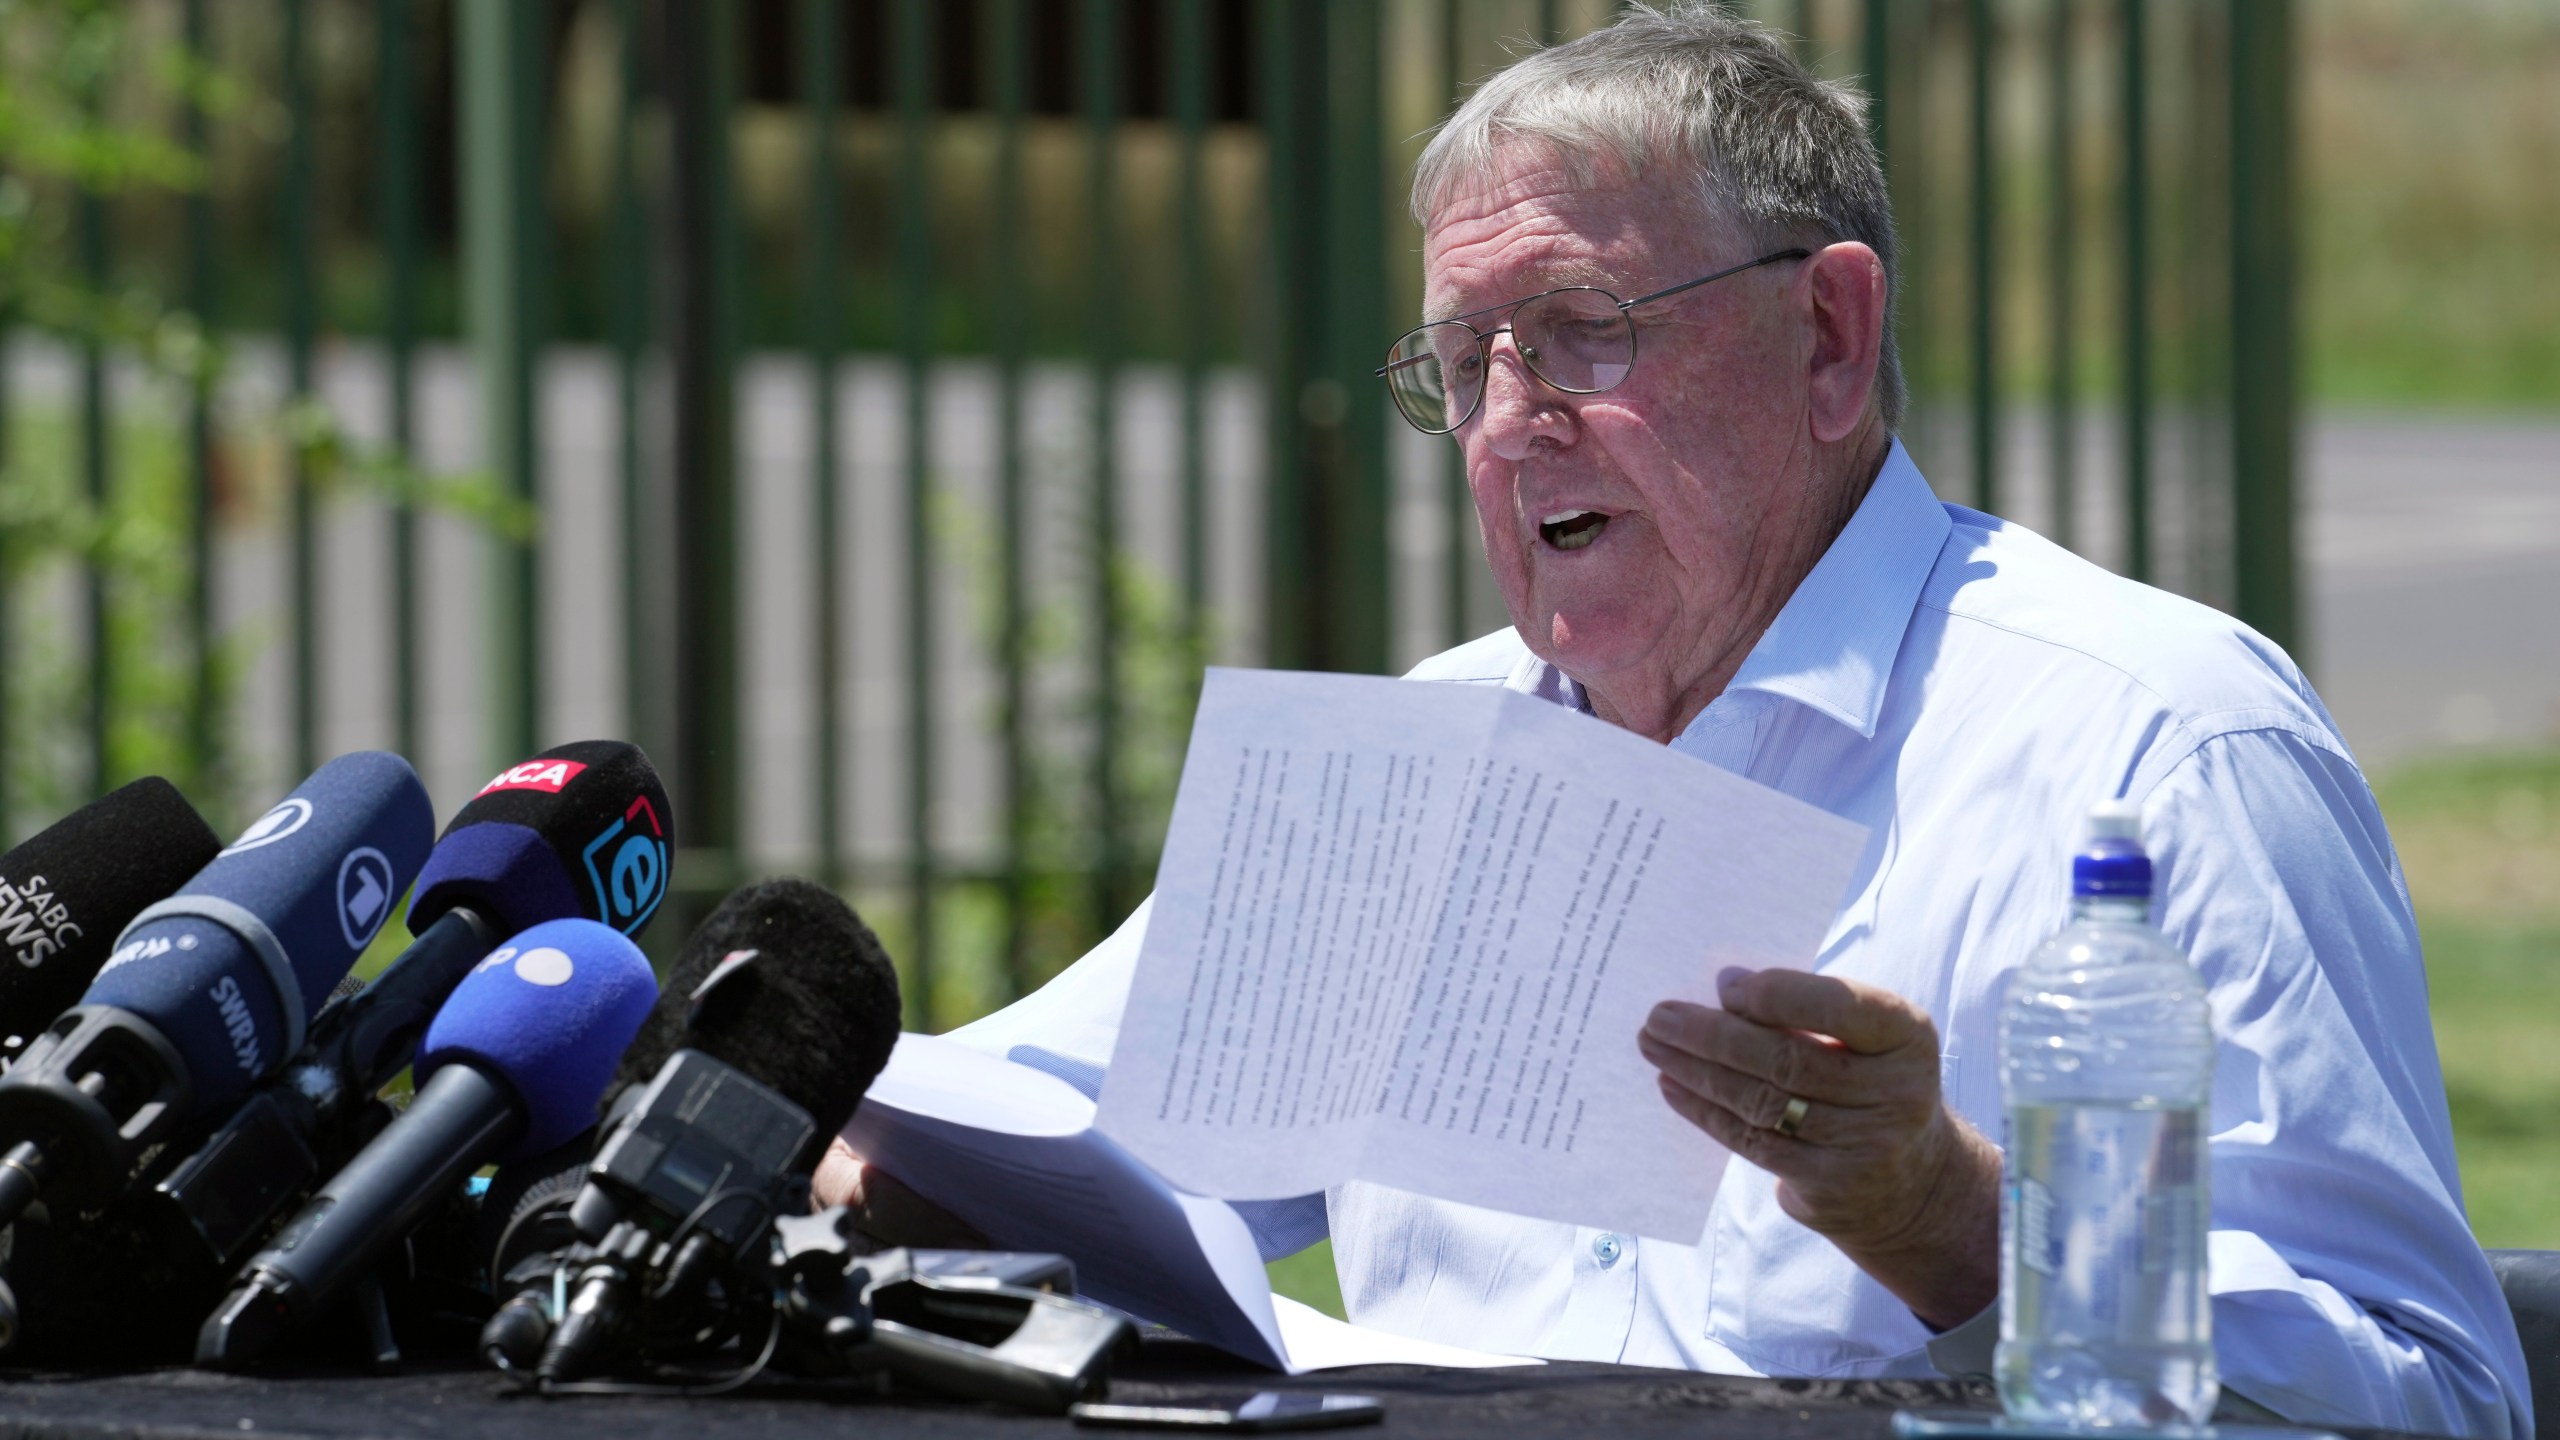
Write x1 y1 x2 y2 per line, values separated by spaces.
811 1137 992 1249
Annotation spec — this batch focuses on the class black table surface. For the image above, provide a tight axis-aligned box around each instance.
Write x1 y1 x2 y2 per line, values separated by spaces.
0 1340 2013 1440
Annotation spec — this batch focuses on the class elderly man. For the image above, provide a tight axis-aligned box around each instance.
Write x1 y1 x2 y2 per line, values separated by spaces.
821 6 2527 1435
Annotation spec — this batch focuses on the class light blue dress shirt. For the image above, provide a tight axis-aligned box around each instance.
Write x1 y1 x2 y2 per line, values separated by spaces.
945 442 2529 1439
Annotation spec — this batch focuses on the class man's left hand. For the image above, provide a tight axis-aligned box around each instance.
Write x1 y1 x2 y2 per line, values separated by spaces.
1638 966 2001 1329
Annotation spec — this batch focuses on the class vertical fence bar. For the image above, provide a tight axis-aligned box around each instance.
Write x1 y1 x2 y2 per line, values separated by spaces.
459 0 543 766
1325 3 1389 675
990 0 1030 998
1173 0 1208 640
1539 0 1560 46
1260 0 1385 677
611 0 652 775
1968 0 1996 514
1443 0 1471 649
1260 1 1315 673
1084 0 1125 930
2045 0 2074 551
78 76 111 798
284 0 317 777
379 0 423 766
666 0 742 927
2120 0 2150 583
184 0 217 799
1862 0 1888 161
803 0 845 888
2229 0 2295 657
894 0 936 1024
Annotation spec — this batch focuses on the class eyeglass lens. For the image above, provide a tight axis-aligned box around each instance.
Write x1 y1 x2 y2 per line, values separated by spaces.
1383 289 1635 434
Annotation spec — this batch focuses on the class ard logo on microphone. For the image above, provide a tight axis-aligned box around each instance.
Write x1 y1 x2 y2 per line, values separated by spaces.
222 798 314 856
582 797 668 935
337 847 397 950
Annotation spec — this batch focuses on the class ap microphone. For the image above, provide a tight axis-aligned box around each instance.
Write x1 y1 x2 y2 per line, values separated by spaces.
484 878 901 1383
143 742 674 1268
0 752 432 1230
198 918 657 1368
0 777 223 1052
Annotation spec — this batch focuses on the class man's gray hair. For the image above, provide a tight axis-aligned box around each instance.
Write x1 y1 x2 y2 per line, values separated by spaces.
1413 2 1906 431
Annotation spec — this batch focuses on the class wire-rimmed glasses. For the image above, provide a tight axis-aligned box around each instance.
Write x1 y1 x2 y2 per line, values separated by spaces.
1375 248 1811 436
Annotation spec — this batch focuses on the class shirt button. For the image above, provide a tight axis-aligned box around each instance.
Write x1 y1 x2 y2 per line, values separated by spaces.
1591 1232 1624 1268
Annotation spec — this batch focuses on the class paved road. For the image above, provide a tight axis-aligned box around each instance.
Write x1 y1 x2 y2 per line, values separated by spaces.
6 339 2553 860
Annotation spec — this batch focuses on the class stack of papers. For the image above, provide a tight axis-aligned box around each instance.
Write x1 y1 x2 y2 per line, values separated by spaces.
841 1032 1540 1373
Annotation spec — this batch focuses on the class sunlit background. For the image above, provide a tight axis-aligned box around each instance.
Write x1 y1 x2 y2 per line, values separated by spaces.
0 0 2553 1316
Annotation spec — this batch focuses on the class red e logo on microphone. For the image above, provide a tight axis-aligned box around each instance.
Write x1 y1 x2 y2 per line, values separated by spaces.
478 759 589 796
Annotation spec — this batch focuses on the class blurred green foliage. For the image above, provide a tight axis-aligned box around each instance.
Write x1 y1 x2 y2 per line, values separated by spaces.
2374 748 2560 1246
2303 0 2560 409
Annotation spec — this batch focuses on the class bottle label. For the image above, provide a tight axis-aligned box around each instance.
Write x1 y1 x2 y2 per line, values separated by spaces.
2015 1176 2058 1277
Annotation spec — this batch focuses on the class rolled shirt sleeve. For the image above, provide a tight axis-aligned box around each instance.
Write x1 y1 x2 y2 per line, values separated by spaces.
2137 723 2528 1439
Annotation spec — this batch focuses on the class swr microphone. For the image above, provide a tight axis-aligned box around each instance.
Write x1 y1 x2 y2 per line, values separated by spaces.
198 918 657 1368
0 752 432 1230
484 878 901 1383
0 777 223 1051
144 742 673 1267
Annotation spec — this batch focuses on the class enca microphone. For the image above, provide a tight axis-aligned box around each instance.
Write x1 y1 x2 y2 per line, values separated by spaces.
198 919 657 1368
0 752 432 1230
0 778 223 1051
485 878 901 1382
145 742 673 1267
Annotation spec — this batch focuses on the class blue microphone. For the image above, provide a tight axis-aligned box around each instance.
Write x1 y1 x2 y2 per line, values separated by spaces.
0 752 433 1229
198 918 657 1367
144 741 673 1270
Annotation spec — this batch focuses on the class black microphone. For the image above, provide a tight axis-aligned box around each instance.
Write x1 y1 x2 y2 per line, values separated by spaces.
0 752 433 1235
143 741 674 1269
0 778 223 1054
480 878 901 1384
198 918 659 1368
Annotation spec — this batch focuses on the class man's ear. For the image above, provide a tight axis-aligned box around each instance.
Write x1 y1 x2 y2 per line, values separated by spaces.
1804 241 1887 444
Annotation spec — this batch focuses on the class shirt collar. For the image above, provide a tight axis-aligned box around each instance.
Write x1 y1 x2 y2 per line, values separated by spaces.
1504 439 1947 742
1718 439 1946 739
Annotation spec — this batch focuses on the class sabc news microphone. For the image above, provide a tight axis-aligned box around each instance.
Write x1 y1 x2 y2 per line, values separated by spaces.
197 918 658 1368
0 752 432 1234
0 777 223 1053
477 878 901 1386
143 741 673 1269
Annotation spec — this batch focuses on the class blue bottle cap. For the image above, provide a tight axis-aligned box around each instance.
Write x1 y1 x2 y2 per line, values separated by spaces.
2072 799 2152 898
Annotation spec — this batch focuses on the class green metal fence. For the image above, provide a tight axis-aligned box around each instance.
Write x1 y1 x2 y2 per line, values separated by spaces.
0 0 2294 1027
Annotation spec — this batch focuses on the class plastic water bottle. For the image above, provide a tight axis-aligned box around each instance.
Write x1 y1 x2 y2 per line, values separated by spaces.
1997 800 2217 1428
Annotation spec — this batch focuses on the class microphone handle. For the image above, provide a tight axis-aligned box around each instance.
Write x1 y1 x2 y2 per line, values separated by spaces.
198 1063 522 1368
323 906 502 1106
147 904 501 1271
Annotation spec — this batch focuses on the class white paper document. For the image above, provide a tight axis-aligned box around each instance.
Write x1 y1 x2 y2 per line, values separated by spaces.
1095 667 1869 1244
841 1033 1539 1373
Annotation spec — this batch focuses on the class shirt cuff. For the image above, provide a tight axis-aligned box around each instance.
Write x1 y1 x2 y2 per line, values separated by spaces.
1925 1302 2000 1382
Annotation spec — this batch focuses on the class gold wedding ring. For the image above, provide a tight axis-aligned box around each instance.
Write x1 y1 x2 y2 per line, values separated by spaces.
1774 1095 1810 1139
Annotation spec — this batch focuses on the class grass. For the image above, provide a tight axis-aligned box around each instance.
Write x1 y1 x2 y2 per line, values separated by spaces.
2376 749 2560 1247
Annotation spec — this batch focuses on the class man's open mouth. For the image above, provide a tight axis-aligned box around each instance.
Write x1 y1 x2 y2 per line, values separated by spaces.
1539 508 1610 552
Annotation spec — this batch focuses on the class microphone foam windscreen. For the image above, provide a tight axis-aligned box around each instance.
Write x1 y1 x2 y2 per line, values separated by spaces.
0 777 222 1046
613 878 901 1158
84 751 435 1110
418 918 658 1160
409 741 673 940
